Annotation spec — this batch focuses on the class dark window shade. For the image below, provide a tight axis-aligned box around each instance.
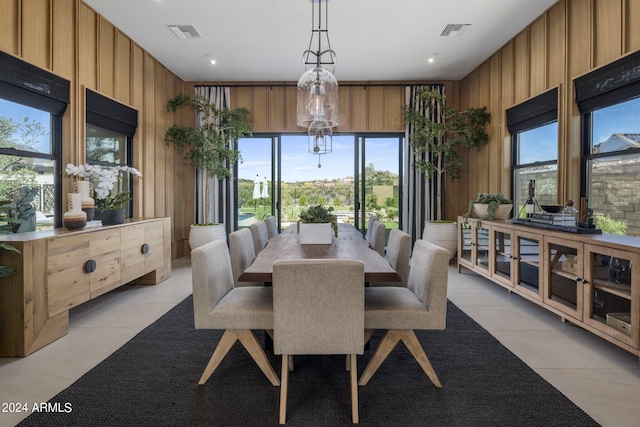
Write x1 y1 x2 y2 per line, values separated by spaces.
575 49 640 113
0 50 69 115
506 87 558 134
86 89 138 137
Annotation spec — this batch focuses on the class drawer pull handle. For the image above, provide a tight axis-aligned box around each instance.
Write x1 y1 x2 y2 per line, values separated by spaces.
141 243 150 254
85 259 97 273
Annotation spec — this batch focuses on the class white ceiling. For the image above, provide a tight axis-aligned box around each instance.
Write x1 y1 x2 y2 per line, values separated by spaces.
83 0 558 82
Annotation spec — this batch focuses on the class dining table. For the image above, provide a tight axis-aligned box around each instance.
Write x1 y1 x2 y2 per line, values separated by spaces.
238 223 401 283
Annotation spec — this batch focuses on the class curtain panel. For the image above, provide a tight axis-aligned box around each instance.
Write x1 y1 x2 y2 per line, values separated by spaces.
194 86 234 235
402 85 443 244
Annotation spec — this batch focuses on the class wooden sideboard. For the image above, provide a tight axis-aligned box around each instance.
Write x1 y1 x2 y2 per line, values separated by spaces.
0 217 172 357
458 217 640 360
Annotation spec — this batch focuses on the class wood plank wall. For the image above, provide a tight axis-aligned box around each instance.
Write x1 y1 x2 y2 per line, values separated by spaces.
451 0 640 221
0 0 193 258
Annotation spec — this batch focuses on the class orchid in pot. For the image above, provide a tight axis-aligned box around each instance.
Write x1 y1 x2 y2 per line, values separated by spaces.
65 163 142 224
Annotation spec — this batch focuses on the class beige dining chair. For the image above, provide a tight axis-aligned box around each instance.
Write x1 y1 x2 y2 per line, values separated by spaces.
250 220 269 255
368 219 386 257
370 228 411 287
272 259 365 424
191 240 280 388
359 239 448 388
229 228 263 287
265 215 279 239
365 214 377 241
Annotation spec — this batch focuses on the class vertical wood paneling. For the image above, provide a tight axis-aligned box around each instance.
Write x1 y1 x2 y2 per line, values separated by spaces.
117 31 131 104
267 86 286 132
385 86 404 131
349 85 368 131
21 0 50 69
547 1 567 88
52 0 74 80
78 3 96 90
514 30 530 103
336 87 351 132
251 87 269 132
594 0 623 66
98 16 115 97
0 0 20 55
284 86 298 131
153 60 166 217
142 52 156 218
367 86 385 132
529 16 547 95
625 0 640 52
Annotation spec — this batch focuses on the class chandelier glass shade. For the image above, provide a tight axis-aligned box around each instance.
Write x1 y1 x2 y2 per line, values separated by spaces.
296 0 339 130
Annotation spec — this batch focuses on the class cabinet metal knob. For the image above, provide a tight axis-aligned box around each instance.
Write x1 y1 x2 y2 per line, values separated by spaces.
141 243 149 254
85 259 97 273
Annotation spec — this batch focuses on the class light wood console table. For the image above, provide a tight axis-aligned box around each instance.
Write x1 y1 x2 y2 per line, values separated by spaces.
0 217 172 357
458 217 640 361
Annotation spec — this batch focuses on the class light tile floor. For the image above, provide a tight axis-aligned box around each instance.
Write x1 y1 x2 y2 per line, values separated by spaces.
1 258 639 426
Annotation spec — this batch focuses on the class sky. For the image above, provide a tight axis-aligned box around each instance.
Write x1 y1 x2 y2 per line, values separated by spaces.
0 98 51 154
238 135 402 183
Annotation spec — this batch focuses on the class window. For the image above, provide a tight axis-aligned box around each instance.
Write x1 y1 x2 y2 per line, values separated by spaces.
507 88 559 217
85 89 137 217
576 50 640 237
0 51 68 230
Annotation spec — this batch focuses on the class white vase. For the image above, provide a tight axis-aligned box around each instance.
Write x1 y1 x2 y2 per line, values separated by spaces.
76 180 95 221
423 221 457 260
188 224 227 250
299 223 333 244
63 193 87 230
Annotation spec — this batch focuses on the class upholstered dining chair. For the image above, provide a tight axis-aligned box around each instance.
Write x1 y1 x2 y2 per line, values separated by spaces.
272 259 365 424
359 239 448 388
368 219 386 257
191 240 280 388
365 214 377 241
229 228 263 287
265 215 279 239
250 220 269 255
369 228 411 287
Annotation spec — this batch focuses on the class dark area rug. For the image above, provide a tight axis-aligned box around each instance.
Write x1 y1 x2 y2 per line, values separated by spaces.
19 297 600 426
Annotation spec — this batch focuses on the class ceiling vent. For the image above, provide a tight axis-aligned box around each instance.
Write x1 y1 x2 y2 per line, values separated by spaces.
440 24 471 37
167 25 203 39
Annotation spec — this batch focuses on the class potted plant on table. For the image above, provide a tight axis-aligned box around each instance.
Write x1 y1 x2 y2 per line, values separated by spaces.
404 86 491 259
165 93 253 249
65 163 142 225
463 193 513 220
297 204 338 244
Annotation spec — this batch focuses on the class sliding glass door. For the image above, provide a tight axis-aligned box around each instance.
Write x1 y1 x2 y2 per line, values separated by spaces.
236 134 403 238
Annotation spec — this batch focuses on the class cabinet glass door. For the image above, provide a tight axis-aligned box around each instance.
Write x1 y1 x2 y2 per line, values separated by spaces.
515 234 541 299
584 245 637 347
492 228 513 286
459 221 473 266
474 223 490 272
545 240 582 320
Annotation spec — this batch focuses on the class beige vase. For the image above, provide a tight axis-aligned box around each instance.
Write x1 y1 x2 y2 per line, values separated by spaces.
75 180 95 221
63 193 87 230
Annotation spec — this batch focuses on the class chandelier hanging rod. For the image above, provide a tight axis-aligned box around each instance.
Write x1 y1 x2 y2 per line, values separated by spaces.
302 0 336 71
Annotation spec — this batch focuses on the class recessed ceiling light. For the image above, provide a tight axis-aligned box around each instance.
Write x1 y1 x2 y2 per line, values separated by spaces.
210 60 217 65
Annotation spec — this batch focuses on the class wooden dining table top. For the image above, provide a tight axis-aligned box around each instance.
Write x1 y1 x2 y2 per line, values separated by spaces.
238 223 401 283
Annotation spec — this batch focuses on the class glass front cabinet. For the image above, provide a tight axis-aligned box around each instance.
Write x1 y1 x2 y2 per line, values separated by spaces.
457 217 640 361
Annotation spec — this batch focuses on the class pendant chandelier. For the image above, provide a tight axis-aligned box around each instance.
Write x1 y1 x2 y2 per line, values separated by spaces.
297 0 338 167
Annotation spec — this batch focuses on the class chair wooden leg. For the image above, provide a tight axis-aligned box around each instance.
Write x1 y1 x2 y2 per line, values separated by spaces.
358 329 442 388
400 330 442 388
358 329 401 386
198 330 238 385
279 354 289 424
350 353 359 424
199 329 280 387
236 329 280 386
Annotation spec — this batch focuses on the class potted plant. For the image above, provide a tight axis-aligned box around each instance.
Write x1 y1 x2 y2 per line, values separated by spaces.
464 193 513 220
165 93 253 249
297 204 338 244
405 87 491 258
65 163 143 225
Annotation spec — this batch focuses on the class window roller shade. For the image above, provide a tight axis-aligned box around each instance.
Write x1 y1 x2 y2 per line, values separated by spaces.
506 87 558 134
86 89 138 137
